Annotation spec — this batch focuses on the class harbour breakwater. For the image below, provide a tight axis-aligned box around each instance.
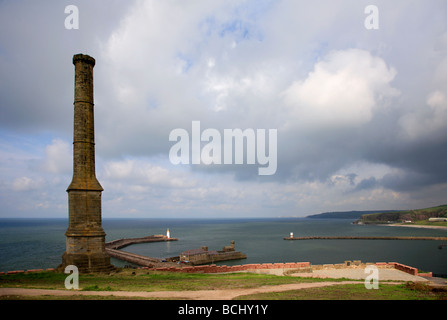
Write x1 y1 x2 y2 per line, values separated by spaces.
284 236 447 240
105 235 178 250
105 236 246 268
106 248 166 266
105 235 178 267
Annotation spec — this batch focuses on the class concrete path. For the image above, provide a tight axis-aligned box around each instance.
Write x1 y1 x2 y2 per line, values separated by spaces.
292 268 430 282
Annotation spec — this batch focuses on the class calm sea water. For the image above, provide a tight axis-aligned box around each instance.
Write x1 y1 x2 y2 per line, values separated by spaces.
1 218 446 275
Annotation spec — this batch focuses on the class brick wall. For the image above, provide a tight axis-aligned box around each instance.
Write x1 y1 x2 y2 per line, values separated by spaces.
148 262 311 274
0 261 432 277
387 262 420 276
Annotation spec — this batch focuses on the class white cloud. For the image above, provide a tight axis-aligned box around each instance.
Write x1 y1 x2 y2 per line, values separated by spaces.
103 159 134 180
103 158 196 188
398 30 447 140
281 49 399 128
399 90 447 140
12 176 39 191
41 139 71 174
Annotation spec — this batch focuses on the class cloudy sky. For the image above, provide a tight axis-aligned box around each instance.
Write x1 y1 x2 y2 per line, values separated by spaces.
1 0 446 218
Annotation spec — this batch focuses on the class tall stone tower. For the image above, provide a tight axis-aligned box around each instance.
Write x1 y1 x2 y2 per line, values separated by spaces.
60 54 114 273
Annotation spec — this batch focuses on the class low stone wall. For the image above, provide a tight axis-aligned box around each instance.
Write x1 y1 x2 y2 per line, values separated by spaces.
388 262 430 276
148 261 431 277
0 261 432 278
311 260 431 277
417 272 433 277
0 268 55 275
387 262 416 275
148 262 311 274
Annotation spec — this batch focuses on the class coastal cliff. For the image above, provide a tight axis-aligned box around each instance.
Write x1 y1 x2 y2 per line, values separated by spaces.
354 204 447 225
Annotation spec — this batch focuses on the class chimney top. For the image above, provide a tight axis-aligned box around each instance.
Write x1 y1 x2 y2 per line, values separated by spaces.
73 54 95 66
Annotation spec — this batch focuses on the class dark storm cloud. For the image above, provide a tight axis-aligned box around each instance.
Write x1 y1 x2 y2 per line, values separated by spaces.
370 138 447 192
0 0 132 134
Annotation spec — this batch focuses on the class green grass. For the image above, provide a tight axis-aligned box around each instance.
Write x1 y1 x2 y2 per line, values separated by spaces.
234 283 447 300
81 284 113 291
1 269 445 300
0 269 338 292
0 271 67 290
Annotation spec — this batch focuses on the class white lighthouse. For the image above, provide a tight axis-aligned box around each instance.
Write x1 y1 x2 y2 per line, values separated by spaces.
166 228 171 239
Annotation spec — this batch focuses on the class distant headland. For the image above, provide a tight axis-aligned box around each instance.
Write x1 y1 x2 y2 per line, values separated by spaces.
306 210 399 220
353 204 447 228
305 205 447 227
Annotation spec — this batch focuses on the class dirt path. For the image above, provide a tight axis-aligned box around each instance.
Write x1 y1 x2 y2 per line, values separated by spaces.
0 281 363 300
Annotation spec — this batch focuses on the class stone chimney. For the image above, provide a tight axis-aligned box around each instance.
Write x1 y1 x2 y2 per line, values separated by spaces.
60 54 114 273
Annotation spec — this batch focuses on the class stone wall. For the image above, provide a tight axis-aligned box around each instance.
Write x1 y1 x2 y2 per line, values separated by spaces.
184 251 247 265
148 262 312 274
105 236 176 250
0 261 432 278
145 261 431 277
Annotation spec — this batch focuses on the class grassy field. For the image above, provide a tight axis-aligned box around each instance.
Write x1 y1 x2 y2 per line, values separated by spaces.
235 282 447 300
0 269 334 291
0 269 446 300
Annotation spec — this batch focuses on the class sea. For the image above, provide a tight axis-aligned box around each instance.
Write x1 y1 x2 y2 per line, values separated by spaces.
1 218 446 276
